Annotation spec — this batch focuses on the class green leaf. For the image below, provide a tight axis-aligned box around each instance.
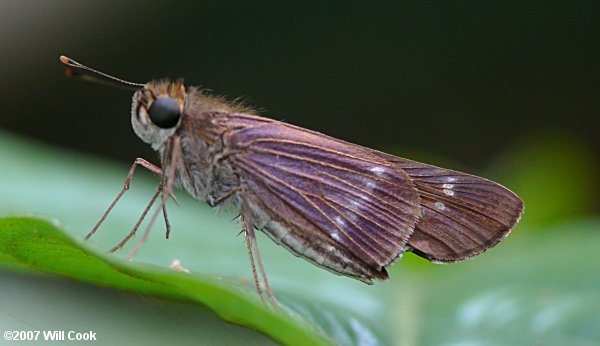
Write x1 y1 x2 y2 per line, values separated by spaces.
0 216 332 345
392 219 600 346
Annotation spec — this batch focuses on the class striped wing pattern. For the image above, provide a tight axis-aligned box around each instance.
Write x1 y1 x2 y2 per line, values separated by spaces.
383 155 524 262
218 113 523 276
227 123 421 268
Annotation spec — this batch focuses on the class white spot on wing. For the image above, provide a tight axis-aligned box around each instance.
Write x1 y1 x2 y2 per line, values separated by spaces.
369 166 386 176
334 216 346 227
442 183 454 189
435 202 446 210
447 177 457 183
443 189 455 196
331 232 340 241
365 181 376 193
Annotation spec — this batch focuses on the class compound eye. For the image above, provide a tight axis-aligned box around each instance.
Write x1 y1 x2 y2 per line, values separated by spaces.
148 97 181 128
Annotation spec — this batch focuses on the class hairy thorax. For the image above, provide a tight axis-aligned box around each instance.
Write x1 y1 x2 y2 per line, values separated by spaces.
168 111 242 209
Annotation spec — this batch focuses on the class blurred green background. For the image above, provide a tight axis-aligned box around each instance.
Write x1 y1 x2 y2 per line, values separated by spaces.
1 1 599 345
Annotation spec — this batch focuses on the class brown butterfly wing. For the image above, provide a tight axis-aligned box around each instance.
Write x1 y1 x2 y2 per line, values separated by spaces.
377 154 524 262
224 116 421 270
221 113 523 277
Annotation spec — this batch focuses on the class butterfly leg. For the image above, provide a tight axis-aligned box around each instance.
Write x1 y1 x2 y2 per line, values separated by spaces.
87 158 171 247
207 186 278 305
109 182 163 252
125 136 180 259
241 192 279 307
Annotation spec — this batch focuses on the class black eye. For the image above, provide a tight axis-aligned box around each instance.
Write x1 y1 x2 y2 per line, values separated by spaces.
148 97 181 128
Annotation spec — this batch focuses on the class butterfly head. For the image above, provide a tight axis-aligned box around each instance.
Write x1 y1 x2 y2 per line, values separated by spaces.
59 56 188 150
132 79 186 150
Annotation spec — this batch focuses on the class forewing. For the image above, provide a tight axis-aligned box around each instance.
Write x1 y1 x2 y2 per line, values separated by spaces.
378 154 524 262
226 120 421 268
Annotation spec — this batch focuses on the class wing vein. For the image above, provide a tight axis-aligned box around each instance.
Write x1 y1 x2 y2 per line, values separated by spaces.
420 201 488 245
317 169 416 222
261 162 410 219
248 147 400 186
245 138 384 166
321 194 405 244
418 189 509 227
236 158 381 265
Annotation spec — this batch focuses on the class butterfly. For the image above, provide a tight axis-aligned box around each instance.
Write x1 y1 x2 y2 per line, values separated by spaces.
61 55 524 305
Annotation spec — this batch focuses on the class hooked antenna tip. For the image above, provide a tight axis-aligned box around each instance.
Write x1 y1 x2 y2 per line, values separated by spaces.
59 55 70 65
58 54 145 89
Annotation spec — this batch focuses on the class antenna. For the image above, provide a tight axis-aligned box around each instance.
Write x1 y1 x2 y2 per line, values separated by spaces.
59 55 145 89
